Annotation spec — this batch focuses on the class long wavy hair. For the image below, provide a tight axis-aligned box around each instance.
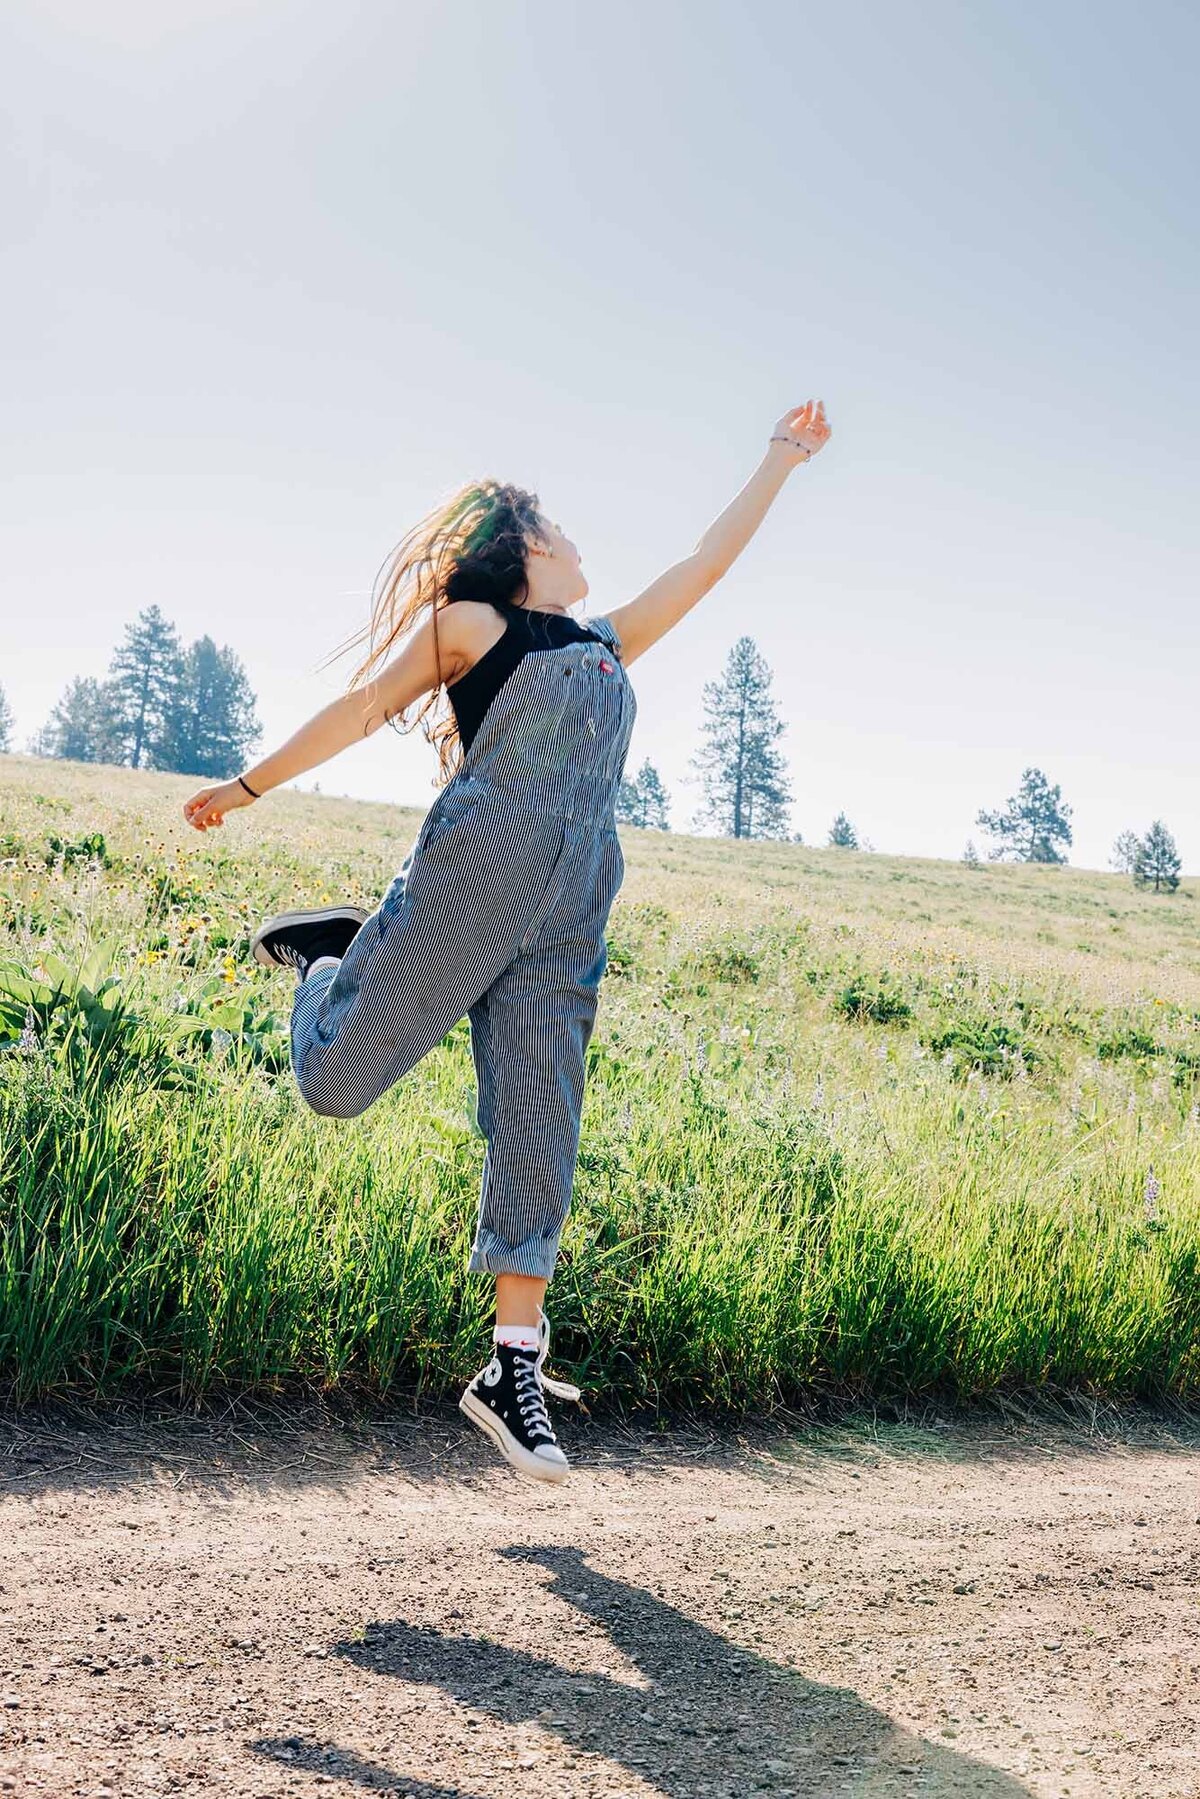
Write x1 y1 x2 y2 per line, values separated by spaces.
319 479 550 784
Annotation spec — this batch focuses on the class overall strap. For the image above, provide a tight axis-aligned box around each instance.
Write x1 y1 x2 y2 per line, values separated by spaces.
587 613 623 659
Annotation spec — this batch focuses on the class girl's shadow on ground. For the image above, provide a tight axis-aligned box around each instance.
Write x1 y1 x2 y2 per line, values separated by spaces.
255 1543 1032 1797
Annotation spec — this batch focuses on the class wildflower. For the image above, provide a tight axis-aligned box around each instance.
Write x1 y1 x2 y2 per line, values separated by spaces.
1144 1168 1161 1223
18 1006 40 1056
812 1075 825 1108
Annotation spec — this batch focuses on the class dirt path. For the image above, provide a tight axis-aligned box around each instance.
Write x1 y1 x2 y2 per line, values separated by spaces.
2 1406 1198 1799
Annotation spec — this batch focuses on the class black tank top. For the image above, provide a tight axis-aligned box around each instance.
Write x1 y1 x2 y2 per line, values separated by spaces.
445 600 609 755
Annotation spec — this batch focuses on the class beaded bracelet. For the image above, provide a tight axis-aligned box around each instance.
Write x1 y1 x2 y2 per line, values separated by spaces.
770 435 812 460
238 774 261 799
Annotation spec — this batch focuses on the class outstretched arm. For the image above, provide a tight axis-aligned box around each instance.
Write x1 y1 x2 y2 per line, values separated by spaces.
181 610 461 831
603 400 830 667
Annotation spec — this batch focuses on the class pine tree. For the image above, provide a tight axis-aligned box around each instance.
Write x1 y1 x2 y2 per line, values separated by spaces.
0 683 13 753
1110 830 1140 874
976 767 1073 863
157 636 262 777
107 605 184 769
1133 821 1181 894
688 637 792 839
39 677 126 764
828 812 859 849
962 838 981 868
616 759 670 830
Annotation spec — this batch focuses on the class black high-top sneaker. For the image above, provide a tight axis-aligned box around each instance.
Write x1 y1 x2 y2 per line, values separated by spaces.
459 1311 581 1485
251 905 369 977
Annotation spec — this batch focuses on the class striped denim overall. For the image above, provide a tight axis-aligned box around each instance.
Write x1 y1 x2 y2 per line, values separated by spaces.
290 613 637 1282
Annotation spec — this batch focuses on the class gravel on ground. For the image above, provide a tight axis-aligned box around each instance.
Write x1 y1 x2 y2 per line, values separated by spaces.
2 1404 1198 1799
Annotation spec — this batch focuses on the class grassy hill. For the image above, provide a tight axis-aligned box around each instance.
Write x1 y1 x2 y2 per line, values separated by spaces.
2 752 1198 1409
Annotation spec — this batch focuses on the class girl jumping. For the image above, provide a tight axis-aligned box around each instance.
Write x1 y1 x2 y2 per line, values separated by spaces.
181 400 831 1483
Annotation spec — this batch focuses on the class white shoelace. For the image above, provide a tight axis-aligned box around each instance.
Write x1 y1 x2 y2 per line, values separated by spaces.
503 1311 582 1440
534 1309 582 1404
513 1357 556 1439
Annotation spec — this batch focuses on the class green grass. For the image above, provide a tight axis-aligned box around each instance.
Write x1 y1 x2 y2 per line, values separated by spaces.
2 751 1199 1410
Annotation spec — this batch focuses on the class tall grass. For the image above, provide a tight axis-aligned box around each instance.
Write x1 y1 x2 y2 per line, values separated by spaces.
2 753 1199 1409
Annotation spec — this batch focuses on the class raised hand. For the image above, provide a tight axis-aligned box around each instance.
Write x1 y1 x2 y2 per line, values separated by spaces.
770 399 831 465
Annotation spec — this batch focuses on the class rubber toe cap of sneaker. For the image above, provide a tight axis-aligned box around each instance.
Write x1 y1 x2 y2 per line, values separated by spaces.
532 1444 570 1480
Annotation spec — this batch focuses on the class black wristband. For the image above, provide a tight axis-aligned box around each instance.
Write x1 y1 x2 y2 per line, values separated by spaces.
238 775 261 800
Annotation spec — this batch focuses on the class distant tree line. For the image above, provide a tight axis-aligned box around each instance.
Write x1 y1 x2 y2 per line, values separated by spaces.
1110 821 1182 893
960 768 1182 893
0 623 1185 889
10 605 262 779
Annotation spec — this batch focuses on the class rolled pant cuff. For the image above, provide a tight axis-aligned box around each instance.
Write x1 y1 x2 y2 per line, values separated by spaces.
468 1230 561 1281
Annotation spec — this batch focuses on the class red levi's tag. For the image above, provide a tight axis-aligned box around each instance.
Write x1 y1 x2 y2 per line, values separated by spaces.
599 659 614 674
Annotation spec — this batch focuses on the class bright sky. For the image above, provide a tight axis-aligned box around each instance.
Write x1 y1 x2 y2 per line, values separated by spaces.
4 0 1197 870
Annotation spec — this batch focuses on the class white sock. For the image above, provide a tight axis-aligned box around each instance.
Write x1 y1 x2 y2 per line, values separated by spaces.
306 955 341 981
493 1323 540 1352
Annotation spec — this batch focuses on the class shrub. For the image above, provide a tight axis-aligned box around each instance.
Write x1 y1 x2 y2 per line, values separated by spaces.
0 945 196 1094
1096 1027 1164 1063
923 1014 1039 1079
696 944 761 985
833 972 912 1026
44 831 110 869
